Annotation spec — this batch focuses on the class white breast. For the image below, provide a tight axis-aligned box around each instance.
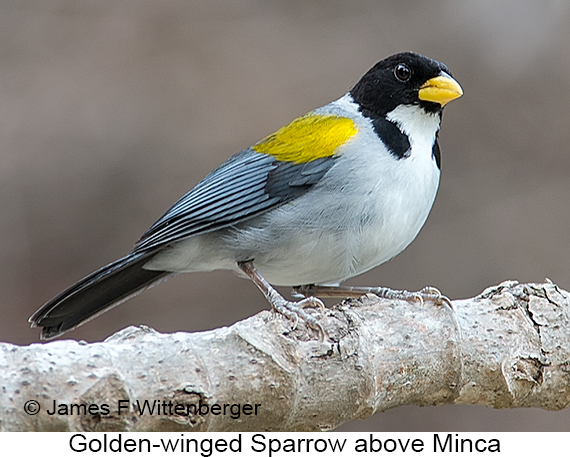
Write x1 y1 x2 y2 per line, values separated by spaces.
351 103 441 276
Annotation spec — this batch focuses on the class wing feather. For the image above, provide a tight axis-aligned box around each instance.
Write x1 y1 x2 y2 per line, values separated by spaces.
134 147 337 252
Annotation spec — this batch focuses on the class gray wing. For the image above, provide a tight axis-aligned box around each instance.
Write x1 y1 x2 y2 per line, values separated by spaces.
133 148 336 252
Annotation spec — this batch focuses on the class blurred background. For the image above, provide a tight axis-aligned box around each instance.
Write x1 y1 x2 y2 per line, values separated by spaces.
2 0 570 431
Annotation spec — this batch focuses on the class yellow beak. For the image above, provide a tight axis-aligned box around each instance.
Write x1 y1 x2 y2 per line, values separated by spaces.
418 74 463 106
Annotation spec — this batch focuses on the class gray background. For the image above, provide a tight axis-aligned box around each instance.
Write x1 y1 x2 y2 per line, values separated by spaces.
2 0 570 431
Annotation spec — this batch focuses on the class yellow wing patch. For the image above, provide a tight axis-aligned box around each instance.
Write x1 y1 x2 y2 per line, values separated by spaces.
252 113 358 164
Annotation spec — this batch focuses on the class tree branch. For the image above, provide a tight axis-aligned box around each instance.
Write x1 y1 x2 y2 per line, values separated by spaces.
2 280 570 431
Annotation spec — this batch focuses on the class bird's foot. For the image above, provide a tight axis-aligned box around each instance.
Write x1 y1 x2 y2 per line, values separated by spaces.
375 285 452 308
270 296 327 341
237 261 327 340
293 284 452 309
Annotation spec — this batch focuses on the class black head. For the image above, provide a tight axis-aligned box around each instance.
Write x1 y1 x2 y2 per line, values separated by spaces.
350 52 461 116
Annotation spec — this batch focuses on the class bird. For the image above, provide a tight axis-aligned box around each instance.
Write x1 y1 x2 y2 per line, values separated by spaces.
29 51 463 340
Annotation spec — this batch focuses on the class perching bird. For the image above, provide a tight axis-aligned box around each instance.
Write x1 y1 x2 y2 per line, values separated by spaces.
30 52 462 340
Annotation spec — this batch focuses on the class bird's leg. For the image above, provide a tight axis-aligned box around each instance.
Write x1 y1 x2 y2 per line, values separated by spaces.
293 284 452 309
237 261 326 340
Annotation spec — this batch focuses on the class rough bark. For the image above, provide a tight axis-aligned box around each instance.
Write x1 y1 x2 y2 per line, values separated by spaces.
1 280 569 432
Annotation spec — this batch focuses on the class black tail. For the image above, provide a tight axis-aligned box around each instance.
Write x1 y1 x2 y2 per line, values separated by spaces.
29 252 171 340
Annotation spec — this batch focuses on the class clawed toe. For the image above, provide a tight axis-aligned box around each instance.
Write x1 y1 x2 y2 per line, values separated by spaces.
272 298 327 341
417 286 453 308
298 296 326 312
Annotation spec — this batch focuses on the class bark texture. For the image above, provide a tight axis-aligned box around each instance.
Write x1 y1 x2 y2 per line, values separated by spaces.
2 280 569 431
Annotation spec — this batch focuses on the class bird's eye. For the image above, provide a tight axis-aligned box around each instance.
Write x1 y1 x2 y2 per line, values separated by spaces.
394 63 411 82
